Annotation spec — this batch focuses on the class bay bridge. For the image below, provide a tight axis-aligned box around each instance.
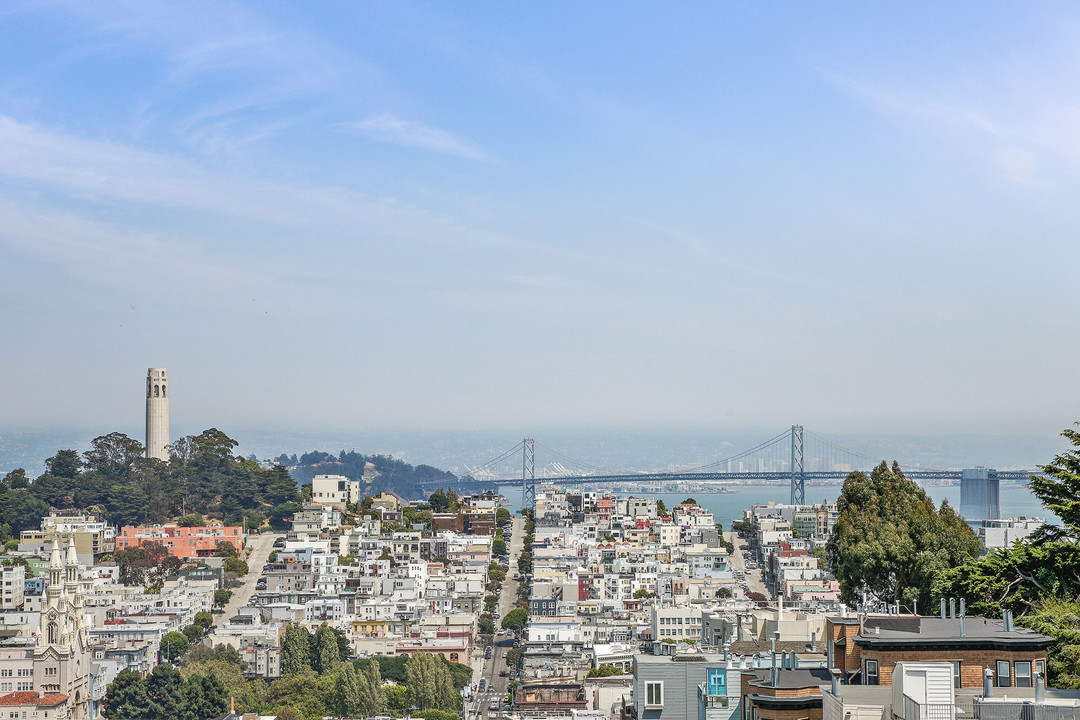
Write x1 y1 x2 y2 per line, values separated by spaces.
421 425 1039 509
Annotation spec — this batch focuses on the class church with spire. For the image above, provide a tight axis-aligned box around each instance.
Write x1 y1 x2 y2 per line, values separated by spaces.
32 536 93 717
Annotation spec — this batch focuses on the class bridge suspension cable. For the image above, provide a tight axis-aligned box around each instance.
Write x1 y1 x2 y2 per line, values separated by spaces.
533 441 616 476
678 428 793 473
461 441 524 477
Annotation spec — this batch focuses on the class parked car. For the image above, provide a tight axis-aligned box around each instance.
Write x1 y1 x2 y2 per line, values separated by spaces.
479 679 487 691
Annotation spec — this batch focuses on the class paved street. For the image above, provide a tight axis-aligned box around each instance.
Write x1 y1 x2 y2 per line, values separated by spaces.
726 530 770 599
466 514 525 720
208 530 281 643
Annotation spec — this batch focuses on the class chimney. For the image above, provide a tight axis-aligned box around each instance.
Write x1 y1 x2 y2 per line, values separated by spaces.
831 669 841 696
984 667 994 698
950 598 956 619
1035 672 1045 704
811 631 817 653
827 635 834 670
941 598 947 619
960 599 966 637
1006 610 1013 632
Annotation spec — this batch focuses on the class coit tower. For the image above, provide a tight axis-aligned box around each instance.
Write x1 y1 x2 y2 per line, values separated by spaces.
145 368 170 461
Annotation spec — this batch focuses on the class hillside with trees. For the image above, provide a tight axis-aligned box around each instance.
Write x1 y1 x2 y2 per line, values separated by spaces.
0 428 300 540
275 449 457 500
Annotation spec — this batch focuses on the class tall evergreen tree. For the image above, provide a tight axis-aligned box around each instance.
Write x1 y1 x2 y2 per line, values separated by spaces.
826 461 982 609
281 623 312 675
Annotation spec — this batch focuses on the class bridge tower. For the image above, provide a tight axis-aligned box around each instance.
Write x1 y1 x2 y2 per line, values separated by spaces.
522 438 536 511
790 425 805 505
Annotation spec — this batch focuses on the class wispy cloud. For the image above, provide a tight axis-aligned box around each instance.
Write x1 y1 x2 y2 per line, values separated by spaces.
351 113 496 163
821 68 1080 185
0 114 502 250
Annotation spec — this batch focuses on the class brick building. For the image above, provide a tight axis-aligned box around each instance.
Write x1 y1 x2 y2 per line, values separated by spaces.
740 667 832 720
826 613 1052 688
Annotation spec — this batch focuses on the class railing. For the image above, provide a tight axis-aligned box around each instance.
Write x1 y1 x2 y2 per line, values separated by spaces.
902 696 955 720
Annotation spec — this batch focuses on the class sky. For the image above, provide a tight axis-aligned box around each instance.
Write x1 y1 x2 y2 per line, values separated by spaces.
2 1 1080 442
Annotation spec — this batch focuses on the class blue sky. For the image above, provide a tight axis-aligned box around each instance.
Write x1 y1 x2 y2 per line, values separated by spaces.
1 1 1079 437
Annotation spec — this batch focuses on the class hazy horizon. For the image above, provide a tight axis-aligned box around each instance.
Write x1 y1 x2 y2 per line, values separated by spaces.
3 3 1079 448
1 421 1067 479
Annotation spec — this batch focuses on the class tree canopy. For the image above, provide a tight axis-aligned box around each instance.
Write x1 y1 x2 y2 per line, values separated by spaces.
826 461 981 610
934 424 1080 688
0 428 301 542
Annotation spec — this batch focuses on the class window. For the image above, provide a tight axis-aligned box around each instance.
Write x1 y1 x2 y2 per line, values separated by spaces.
707 668 727 696
952 661 962 689
865 659 879 686
1015 661 1032 688
996 660 1011 687
645 681 664 708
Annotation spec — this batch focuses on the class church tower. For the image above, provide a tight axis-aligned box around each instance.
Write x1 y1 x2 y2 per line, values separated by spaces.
145 367 170 461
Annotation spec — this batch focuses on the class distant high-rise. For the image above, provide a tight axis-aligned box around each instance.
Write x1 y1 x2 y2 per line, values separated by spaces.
145 368 170 461
960 467 999 522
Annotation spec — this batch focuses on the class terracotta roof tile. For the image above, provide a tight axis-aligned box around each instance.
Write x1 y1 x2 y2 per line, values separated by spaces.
0 691 69 707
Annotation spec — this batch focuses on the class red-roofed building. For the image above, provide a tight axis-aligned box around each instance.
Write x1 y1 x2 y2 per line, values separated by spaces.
0 690 68 718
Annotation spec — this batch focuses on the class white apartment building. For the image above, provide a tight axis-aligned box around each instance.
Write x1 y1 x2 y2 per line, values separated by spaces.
652 605 704 643
311 474 360 509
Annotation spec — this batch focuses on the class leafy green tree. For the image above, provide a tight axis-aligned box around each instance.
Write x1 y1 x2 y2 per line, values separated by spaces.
655 499 667 515
84 432 145 478
281 623 312 675
492 537 507 555
501 607 528 631
826 462 981 609
358 652 384 716
478 614 495 635
633 588 654 599
182 624 204 644
224 557 249 576
103 668 149 719
333 663 363 718
177 513 207 527
715 587 733 599
312 622 340 673
181 672 228 720
146 663 186 718
484 594 498 613
506 648 523 667
405 653 458 711
383 685 412 713
488 563 506 583
3 469 29 489
213 588 232 609
262 465 300 506
517 550 532 574
266 668 332 720
45 449 82 479
193 611 214 631
11 494 50 534
497 508 511 525
269 502 303 531
428 487 459 513
161 631 190 663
